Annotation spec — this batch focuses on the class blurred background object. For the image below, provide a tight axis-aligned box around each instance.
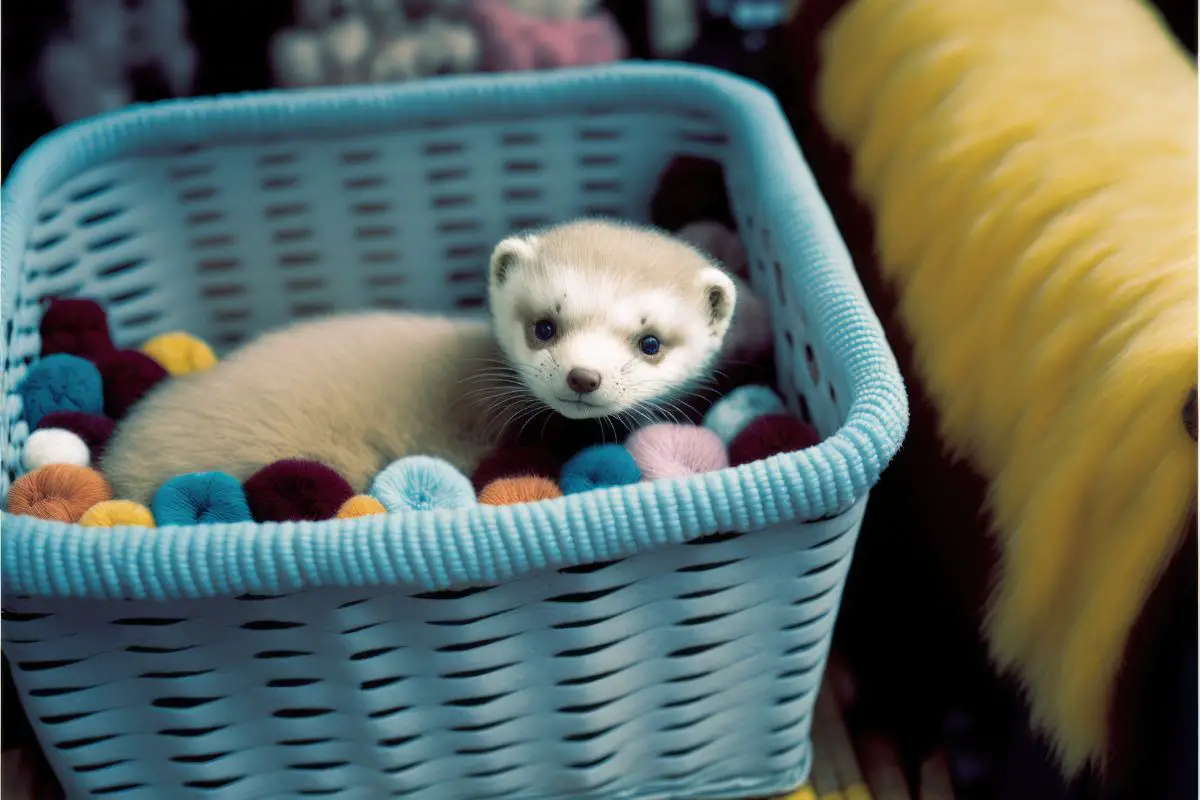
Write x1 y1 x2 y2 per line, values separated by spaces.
1 0 823 177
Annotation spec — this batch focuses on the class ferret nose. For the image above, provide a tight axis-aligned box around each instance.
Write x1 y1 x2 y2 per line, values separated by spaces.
566 368 602 394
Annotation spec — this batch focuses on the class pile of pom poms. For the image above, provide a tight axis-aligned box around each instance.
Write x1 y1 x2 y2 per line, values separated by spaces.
6 297 821 525
7 384 821 525
17 297 218 475
466 382 821 506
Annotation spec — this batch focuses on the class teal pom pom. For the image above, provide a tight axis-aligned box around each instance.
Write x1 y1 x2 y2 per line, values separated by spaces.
703 384 786 445
18 354 104 429
371 456 477 512
152 472 253 526
560 444 642 494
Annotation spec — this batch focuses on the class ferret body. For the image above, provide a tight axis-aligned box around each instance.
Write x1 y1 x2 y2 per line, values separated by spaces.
102 219 762 504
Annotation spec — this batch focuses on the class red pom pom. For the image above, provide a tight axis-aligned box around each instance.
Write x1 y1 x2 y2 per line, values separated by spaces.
728 413 821 467
243 459 354 522
35 411 117 460
470 443 564 492
39 298 116 361
96 350 169 419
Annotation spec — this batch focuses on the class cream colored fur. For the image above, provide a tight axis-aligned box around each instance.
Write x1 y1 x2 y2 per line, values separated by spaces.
103 219 747 505
102 312 505 503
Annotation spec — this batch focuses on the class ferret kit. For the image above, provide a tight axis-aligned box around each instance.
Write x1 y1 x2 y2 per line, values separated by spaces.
13 218 815 524
0 65 907 800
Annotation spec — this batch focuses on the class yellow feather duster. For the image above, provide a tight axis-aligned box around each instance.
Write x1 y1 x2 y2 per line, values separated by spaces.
818 0 1197 774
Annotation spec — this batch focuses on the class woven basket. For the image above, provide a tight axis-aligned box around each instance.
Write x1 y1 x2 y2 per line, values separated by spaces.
0 64 908 800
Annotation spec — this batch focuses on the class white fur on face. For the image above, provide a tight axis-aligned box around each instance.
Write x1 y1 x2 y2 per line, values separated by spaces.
491 264 725 421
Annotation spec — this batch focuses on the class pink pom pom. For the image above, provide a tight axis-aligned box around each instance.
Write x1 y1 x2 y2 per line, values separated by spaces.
468 0 626 72
625 423 729 482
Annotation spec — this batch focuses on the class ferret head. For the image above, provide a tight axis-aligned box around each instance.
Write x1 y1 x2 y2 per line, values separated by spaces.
487 219 738 421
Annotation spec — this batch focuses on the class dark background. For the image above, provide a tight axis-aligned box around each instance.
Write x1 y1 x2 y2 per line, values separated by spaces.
3 0 1195 180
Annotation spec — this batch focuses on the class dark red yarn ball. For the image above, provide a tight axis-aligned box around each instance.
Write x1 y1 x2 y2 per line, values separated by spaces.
96 350 169 420
39 298 116 362
35 411 117 461
649 155 735 233
728 413 822 467
243 459 354 523
470 443 564 493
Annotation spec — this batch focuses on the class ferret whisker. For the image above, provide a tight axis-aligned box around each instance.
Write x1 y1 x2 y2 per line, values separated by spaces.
461 386 529 401
650 401 683 425
515 406 550 442
604 415 620 444
489 399 538 439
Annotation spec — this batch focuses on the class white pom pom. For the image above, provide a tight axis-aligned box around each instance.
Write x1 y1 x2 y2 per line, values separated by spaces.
323 14 373 82
370 34 423 82
271 29 327 87
23 428 91 471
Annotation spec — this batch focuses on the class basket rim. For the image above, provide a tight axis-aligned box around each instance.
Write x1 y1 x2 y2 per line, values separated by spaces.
0 63 908 601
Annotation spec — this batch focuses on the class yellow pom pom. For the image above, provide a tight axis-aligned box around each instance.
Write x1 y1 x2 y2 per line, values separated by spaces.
140 331 217 376
79 499 155 528
337 494 387 518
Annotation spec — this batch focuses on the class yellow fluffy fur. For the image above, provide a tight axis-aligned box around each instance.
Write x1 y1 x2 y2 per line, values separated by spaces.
817 0 1196 774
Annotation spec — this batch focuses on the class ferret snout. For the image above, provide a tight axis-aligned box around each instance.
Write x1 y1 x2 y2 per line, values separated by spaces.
566 367 602 394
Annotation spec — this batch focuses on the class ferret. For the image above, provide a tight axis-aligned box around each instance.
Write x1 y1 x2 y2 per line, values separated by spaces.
101 218 766 504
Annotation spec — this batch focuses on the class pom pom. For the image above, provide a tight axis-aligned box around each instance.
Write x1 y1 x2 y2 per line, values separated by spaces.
468 0 625 71
140 331 218 376
23 428 90 470
625 423 729 481
559 444 641 495
35 412 116 460
470 443 564 492
18 354 104 429
152 472 254 526
6 464 112 522
337 495 387 519
39 298 116 361
703 384 787 445
728 413 822 467
371 456 477 513
649 156 734 233
97 350 170 419
479 476 563 506
79 499 155 528
243 460 354 522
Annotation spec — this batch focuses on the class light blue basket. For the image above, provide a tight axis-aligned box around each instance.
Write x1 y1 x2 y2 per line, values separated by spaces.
0 64 907 800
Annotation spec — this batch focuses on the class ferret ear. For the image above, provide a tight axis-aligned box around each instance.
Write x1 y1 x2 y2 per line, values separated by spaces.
700 266 737 335
489 235 538 287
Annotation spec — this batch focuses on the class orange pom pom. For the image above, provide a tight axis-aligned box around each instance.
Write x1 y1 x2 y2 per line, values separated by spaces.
478 476 563 506
337 495 387 519
6 464 112 522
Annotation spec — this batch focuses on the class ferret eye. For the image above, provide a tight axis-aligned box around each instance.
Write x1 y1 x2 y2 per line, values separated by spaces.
533 319 556 341
638 335 661 356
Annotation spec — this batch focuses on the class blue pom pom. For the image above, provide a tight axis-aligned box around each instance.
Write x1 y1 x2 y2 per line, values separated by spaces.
18 354 103 429
152 472 253 526
703 384 787 445
371 456 477 512
560 444 642 494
